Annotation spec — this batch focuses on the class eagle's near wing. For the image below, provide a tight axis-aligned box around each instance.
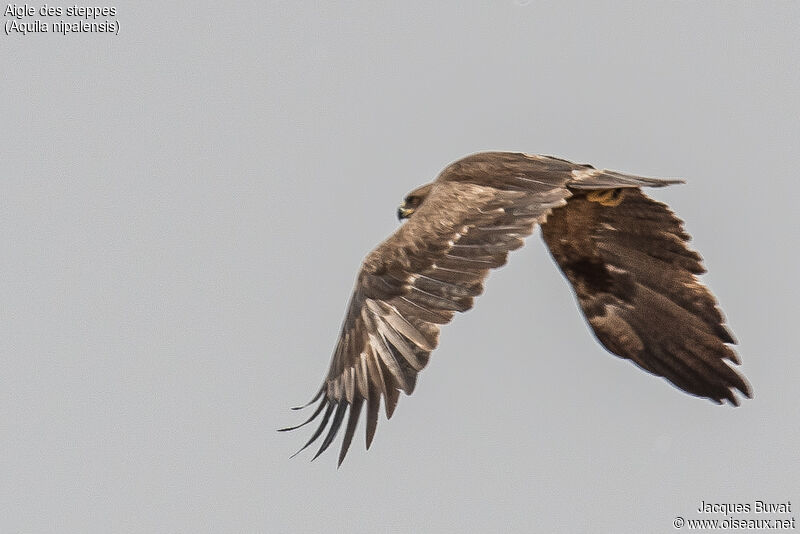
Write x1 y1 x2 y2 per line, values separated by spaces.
280 154 591 465
540 186 751 404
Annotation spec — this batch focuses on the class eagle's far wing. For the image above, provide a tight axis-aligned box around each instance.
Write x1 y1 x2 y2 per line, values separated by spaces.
541 187 751 404
281 177 571 465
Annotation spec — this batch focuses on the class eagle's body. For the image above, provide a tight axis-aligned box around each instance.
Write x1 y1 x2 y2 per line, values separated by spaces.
281 152 751 465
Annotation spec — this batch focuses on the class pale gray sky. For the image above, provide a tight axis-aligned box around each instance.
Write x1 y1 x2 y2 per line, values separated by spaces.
2 2 798 533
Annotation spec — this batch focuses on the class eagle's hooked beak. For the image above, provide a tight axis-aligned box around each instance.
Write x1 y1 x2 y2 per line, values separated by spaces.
397 205 414 220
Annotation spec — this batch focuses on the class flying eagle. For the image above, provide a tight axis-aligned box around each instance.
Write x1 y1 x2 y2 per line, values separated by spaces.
280 152 751 465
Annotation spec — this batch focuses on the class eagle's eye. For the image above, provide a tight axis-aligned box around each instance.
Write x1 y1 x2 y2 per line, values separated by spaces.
398 195 421 221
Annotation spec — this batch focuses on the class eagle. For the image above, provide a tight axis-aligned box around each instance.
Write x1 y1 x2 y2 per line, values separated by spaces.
280 151 751 466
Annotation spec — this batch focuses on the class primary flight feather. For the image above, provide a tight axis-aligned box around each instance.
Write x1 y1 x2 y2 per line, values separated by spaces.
280 151 751 466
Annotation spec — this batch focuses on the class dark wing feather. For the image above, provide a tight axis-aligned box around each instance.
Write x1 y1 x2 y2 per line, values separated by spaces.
281 153 580 465
541 187 751 404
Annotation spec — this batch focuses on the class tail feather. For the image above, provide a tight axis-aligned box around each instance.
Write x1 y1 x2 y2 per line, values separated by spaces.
568 168 684 190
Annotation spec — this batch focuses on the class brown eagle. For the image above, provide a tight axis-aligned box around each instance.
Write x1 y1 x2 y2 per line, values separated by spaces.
280 152 751 465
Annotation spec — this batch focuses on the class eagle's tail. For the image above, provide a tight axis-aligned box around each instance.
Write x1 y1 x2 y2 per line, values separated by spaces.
568 167 685 190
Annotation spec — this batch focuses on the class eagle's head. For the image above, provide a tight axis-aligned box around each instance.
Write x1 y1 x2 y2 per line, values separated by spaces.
397 183 433 220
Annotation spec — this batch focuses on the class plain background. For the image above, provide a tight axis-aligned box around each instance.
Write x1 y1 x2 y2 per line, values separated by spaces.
2 2 798 533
